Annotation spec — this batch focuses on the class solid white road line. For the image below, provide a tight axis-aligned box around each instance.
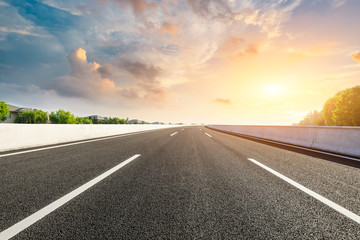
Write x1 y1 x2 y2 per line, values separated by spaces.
248 158 360 224
0 154 141 239
229 132 360 162
205 133 212 138
170 132 178 136
0 131 152 158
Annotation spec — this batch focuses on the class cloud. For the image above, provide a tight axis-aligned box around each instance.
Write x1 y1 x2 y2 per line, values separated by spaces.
0 27 48 37
44 48 115 98
284 42 337 57
352 51 360 63
43 48 167 102
187 0 234 20
219 36 245 53
97 64 113 78
242 0 303 38
40 0 87 16
331 0 347 8
114 0 158 17
0 1 9 7
120 60 162 80
218 36 259 60
186 0 302 38
119 88 140 99
214 98 231 104
160 22 180 35
117 59 166 101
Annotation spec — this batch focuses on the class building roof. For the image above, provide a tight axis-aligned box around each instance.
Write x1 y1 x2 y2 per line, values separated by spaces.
128 119 147 124
7 104 32 113
88 115 107 121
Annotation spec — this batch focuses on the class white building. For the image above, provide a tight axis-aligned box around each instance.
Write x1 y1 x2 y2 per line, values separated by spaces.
1 104 32 123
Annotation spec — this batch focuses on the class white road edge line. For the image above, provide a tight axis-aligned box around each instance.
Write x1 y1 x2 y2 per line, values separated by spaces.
170 132 178 136
221 131 360 162
205 133 212 138
247 158 360 224
0 154 141 240
0 131 154 158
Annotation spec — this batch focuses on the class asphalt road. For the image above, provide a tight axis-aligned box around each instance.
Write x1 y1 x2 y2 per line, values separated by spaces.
1 126 360 239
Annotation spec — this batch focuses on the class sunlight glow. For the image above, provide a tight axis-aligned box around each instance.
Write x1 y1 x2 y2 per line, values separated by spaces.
264 84 283 96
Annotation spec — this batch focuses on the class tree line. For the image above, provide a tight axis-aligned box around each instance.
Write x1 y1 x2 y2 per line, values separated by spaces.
0 102 127 124
296 85 360 126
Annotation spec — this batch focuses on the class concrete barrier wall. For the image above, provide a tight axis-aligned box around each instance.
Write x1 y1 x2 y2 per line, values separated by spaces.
0 124 183 152
207 125 360 158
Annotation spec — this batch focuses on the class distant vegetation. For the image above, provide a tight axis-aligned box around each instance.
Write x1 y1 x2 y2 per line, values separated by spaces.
15 109 48 124
297 110 324 126
296 85 360 126
104 117 127 124
0 101 129 124
49 109 77 124
76 117 93 124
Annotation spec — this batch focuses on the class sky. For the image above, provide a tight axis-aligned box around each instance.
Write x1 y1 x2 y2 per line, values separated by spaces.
0 0 360 124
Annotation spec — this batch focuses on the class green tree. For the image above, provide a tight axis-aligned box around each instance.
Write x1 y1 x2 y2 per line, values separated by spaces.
315 115 325 126
76 117 93 124
322 96 337 126
49 109 77 124
105 117 127 124
332 86 360 126
0 100 10 121
15 109 48 124
298 110 323 126
90 117 98 124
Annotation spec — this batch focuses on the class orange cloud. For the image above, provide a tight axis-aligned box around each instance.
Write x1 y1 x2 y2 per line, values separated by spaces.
218 37 259 61
115 0 158 16
285 42 337 58
219 37 245 55
214 98 231 104
352 51 360 62
160 22 180 35
100 78 115 92
131 0 157 15
74 48 87 61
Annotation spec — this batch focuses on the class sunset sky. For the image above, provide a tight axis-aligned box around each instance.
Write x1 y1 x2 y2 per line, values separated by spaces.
1 0 360 124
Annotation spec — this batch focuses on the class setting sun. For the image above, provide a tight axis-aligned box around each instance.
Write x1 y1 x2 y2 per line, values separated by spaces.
264 84 283 96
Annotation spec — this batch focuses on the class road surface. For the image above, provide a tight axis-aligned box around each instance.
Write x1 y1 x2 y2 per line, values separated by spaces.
0 126 359 239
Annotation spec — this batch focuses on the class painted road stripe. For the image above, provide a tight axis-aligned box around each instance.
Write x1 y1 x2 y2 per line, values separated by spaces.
0 130 160 158
170 132 178 136
248 158 360 224
205 133 212 138
0 154 141 239
225 132 360 162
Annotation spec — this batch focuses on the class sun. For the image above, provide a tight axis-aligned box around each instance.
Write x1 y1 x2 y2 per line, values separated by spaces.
264 84 283 96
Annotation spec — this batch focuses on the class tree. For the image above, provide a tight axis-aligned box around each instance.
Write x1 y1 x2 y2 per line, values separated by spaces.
76 117 93 124
49 109 77 124
332 86 360 126
15 109 48 124
322 96 337 126
0 100 10 122
298 110 323 126
315 115 325 126
90 117 98 124
105 117 127 124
